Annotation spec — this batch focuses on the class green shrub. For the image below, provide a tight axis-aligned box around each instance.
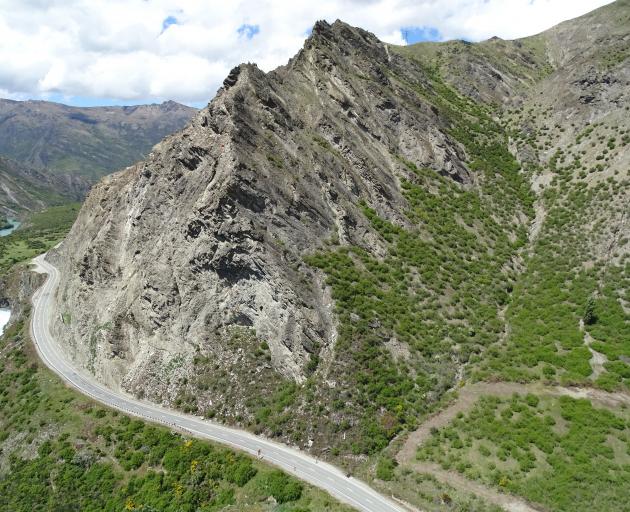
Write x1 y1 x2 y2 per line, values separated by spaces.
583 297 597 325
417 393 630 512
376 456 397 481
262 470 304 503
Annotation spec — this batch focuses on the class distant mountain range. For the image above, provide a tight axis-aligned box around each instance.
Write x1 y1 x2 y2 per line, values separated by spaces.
0 99 197 217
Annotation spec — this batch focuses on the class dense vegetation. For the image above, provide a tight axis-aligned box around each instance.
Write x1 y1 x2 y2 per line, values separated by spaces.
383 24 630 511
306 72 534 455
417 393 630 511
476 113 630 390
0 317 350 511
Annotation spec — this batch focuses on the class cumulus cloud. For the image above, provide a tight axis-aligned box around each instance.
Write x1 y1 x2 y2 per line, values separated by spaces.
0 0 613 105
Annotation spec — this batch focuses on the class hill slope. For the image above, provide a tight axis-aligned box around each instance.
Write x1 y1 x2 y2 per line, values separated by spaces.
52 0 628 475
0 155 87 218
0 99 196 181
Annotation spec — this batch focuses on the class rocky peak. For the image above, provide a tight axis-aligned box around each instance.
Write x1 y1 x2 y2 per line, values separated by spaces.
222 65 242 88
309 19 382 48
291 19 390 79
52 10 477 402
158 99 188 111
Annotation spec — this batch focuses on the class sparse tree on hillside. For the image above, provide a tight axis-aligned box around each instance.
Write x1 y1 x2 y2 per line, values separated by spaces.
583 297 597 325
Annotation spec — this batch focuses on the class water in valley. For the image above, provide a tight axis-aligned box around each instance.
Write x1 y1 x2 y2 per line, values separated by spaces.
0 219 18 335
0 219 20 237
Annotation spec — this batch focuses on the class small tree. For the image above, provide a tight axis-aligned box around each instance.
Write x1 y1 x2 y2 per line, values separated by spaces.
583 297 597 325
376 456 397 481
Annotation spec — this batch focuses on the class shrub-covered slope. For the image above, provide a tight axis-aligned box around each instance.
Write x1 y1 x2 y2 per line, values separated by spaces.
0 315 350 511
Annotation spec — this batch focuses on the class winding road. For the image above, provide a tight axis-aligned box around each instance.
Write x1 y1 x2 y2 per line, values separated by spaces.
30 253 407 512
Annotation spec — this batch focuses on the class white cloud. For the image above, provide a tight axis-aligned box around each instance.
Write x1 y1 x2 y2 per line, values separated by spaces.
0 0 614 105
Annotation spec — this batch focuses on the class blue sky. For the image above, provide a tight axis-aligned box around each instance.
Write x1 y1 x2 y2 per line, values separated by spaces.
401 26 442 44
0 0 614 107
161 16 178 33
237 24 261 39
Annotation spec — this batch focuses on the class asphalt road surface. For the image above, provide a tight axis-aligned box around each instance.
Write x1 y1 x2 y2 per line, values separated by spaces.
30 253 408 512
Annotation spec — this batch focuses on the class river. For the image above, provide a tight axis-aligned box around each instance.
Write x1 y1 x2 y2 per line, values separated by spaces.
0 219 20 237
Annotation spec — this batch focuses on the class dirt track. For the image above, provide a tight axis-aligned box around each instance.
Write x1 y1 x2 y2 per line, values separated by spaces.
395 381 630 512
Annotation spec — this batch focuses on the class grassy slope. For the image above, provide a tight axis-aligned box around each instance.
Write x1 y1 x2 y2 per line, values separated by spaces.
416 393 630 512
475 110 630 390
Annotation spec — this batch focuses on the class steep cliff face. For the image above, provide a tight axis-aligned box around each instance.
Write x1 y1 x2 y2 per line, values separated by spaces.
52 3 629 456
